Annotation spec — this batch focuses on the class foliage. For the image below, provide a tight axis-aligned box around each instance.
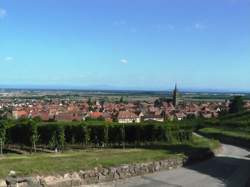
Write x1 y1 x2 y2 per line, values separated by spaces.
0 120 6 155
199 110 250 147
229 96 245 113
29 121 39 152
6 119 38 151
37 123 65 150
199 127 250 142
4 120 193 149
119 96 124 103
0 135 218 178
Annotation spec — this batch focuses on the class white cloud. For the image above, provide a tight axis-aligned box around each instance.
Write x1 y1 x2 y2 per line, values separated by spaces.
120 59 128 64
194 23 207 30
0 8 7 19
4 56 14 62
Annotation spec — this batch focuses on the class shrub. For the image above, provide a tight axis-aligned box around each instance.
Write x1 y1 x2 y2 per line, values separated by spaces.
5 121 193 148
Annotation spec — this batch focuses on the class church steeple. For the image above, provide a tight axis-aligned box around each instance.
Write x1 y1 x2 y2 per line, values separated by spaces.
174 83 177 92
173 83 178 107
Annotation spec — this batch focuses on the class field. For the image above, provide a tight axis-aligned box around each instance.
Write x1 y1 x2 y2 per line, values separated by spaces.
1 89 250 102
0 136 219 178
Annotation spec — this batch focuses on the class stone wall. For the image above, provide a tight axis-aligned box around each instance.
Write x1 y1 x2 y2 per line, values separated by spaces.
0 180 5 187
4 158 186 187
2 143 221 187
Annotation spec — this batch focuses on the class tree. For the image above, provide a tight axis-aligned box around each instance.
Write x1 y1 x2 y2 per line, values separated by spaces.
28 120 39 153
119 96 124 103
88 97 93 111
33 116 42 123
57 126 65 151
121 124 125 149
154 99 161 107
84 125 90 147
87 97 92 106
104 124 109 147
0 120 6 156
229 96 245 113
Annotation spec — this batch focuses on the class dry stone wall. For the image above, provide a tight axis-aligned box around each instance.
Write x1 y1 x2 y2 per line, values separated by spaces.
3 158 186 187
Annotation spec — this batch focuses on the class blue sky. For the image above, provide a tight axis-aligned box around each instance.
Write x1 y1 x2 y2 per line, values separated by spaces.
0 0 250 91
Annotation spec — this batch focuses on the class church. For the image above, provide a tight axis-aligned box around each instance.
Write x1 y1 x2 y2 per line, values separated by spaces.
172 84 181 107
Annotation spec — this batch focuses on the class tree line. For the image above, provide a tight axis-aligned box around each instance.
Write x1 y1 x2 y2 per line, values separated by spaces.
0 119 193 154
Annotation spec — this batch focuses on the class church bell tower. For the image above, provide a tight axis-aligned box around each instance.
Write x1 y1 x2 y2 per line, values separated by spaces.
173 83 179 107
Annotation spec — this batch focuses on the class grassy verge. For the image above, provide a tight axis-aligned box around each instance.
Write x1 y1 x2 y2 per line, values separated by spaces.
199 127 250 141
0 136 218 179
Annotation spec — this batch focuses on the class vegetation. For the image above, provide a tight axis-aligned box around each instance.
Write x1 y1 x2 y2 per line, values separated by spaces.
199 127 250 141
0 135 218 178
198 108 250 145
6 121 193 150
0 120 6 156
229 96 245 113
0 112 221 178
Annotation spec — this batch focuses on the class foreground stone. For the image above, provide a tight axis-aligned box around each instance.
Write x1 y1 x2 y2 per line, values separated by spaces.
2 142 221 187
3 158 186 187
0 180 6 187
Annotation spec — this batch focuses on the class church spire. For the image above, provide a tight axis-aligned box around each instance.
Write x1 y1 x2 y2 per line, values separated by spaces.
173 83 179 107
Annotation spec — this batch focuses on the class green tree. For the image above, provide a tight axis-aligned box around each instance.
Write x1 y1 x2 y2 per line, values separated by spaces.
229 96 245 113
57 126 65 151
0 120 6 156
154 99 161 107
84 125 90 147
28 120 39 153
33 116 42 123
104 124 109 147
119 96 124 103
121 124 125 149
87 97 94 111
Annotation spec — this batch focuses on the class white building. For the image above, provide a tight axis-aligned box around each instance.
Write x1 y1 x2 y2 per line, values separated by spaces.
118 111 140 123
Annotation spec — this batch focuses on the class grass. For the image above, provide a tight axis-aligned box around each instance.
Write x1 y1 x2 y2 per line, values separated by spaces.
0 136 218 179
199 127 250 141
199 111 250 143
0 149 180 178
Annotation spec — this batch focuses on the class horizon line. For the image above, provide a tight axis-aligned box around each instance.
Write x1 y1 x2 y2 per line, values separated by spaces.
0 85 250 94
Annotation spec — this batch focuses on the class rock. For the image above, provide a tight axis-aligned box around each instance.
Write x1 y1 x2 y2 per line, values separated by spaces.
97 173 106 182
0 180 6 187
3 157 187 186
71 179 81 186
8 171 16 178
5 176 17 187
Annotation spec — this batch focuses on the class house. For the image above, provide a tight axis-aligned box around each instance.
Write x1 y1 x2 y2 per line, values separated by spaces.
12 110 29 119
30 111 50 121
175 112 186 121
102 112 113 122
143 113 164 122
201 113 212 119
55 112 81 121
117 111 140 123
89 112 103 119
86 111 112 122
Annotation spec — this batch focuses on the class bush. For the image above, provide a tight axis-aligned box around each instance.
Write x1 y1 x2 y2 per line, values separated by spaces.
5 121 193 148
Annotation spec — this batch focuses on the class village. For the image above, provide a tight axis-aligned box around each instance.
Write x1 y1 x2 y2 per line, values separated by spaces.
1 86 249 124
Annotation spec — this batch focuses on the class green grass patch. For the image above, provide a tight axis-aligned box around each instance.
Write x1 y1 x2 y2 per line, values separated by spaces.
199 127 250 141
0 136 217 178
